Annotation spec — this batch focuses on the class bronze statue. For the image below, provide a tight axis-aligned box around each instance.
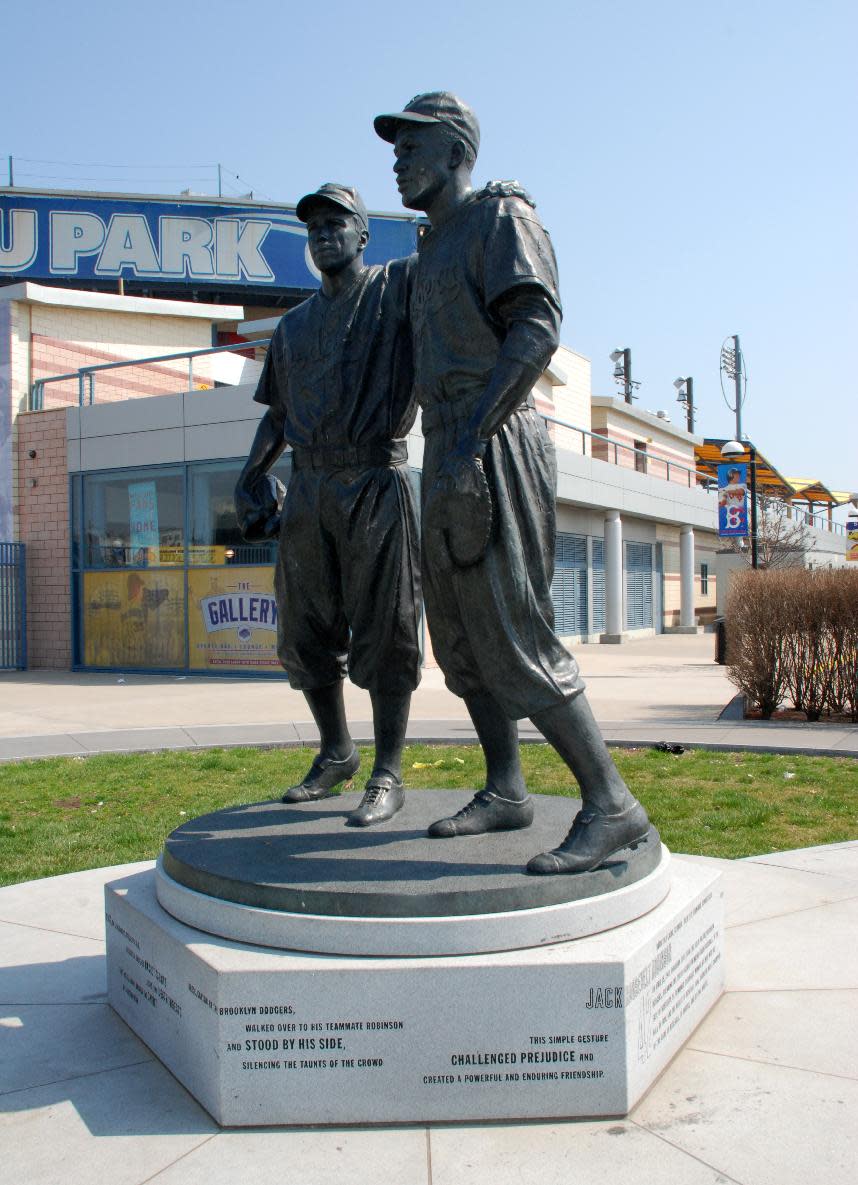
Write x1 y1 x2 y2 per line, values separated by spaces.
235 184 420 828
374 94 651 872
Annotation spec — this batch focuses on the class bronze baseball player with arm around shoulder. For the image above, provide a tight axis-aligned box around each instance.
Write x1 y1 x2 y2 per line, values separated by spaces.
374 94 651 872
235 184 420 828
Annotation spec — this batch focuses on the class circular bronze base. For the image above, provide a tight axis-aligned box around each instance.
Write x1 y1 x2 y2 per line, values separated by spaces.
162 790 662 919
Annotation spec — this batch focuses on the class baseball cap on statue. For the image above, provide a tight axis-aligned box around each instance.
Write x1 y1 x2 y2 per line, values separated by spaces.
374 92 480 158
295 183 369 233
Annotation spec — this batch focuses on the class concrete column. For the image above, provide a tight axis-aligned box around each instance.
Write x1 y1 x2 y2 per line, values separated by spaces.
675 525 702 634
600 510 626 644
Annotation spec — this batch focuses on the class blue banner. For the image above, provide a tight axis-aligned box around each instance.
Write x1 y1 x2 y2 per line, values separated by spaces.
128 481 159 565
0 191 418 289
718 462 749 537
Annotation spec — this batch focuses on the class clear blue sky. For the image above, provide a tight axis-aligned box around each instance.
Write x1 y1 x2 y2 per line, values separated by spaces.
3 0 856 500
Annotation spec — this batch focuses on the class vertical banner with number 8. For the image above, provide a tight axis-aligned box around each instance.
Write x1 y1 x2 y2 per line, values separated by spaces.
718 463 749 537
846 515 858 562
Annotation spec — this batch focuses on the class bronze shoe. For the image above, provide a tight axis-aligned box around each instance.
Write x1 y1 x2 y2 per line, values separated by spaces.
345 774 404 828
428 789 534 838
281 747 360 803
526 801 650 875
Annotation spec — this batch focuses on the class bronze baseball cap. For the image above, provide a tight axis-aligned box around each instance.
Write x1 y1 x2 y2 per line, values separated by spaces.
373 92 480 158
295 183 369 232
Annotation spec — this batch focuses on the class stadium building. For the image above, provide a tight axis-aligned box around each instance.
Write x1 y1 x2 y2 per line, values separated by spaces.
1 187 849 673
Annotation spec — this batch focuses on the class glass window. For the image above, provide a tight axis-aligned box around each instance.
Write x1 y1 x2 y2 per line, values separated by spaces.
70 474 82 571
82 468 184 568
700 562 709 595
82 568 186 669
187 455 291 566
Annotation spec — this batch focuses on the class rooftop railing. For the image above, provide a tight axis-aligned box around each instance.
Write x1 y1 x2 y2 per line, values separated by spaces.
29 346 847 535
792 508 847 537
29 339 270 410
542 414 710 490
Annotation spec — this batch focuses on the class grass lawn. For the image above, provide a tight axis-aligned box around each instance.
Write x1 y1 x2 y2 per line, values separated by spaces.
1 743 856 886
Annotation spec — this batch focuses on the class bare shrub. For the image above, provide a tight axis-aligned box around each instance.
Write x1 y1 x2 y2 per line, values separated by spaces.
725 569 789 717
782 569 837 721
829 569 858 721
727 567 858 720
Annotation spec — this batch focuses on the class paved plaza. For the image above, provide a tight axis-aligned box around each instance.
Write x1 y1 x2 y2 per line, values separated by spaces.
2 633 856 761
1 632 856 1183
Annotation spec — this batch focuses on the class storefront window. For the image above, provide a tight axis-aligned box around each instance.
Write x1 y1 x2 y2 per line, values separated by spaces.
74 455 420 676
76 458 291 674
187 455 291 566
82 468 184 568
70 473 82 571
82 567 186 670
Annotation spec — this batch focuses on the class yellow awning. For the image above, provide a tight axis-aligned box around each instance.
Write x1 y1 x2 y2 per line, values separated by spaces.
784 477 840 506
695 439 793 498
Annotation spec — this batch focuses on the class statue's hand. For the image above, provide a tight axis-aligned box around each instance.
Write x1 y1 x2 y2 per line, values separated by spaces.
424 451 493 570
476 179 536 209
234 473 285 543
435 447 485 495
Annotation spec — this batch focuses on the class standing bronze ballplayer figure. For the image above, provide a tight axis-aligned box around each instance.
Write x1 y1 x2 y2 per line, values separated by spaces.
374 93 651 873
235 183 420 828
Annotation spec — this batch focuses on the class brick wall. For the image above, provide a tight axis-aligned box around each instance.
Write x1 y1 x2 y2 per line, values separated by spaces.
552 349 592 439
31 334 209 406
29 305 219 409
538 347 592 454
591 422 695 485
15 409 71 668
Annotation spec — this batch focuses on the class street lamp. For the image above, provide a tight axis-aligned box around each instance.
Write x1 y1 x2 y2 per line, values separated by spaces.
721 438 758 568
673 376 695 432
720 334 746 441
609 348 639 404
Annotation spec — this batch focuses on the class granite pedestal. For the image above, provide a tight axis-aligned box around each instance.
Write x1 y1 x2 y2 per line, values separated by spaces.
105 792 724 1126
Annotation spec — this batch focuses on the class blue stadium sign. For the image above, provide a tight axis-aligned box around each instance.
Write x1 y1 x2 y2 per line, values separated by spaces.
0 190 418 289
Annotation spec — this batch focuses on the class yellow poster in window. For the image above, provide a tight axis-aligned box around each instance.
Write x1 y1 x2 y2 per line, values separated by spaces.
83 570 185 669
187 567 281 672
847 516 858 561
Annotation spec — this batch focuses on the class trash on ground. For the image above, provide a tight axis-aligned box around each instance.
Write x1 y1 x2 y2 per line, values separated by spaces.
412 757 466 769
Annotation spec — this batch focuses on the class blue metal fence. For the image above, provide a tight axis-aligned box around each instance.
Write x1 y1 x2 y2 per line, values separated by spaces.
0 543 27 669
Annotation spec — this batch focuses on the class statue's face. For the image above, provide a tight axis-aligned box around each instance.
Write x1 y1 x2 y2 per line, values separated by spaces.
304 202 366 275
393 124 451 211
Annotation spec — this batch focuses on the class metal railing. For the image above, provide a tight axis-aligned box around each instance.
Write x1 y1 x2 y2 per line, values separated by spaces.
0 542 26 669
791 510 846 538
30 348 848 534
89 541 276 569
30 344 708 494
542 415 709 490
30 338 272 410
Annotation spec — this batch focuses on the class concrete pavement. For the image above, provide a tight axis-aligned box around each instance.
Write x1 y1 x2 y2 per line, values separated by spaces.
2 632 857 760
1 844 856 1185
1 632 856 1182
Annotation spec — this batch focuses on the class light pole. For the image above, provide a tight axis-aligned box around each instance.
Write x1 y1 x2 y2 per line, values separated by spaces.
673 376 695 432
721 438 758 568
720 335 746 441
610 348 639 404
